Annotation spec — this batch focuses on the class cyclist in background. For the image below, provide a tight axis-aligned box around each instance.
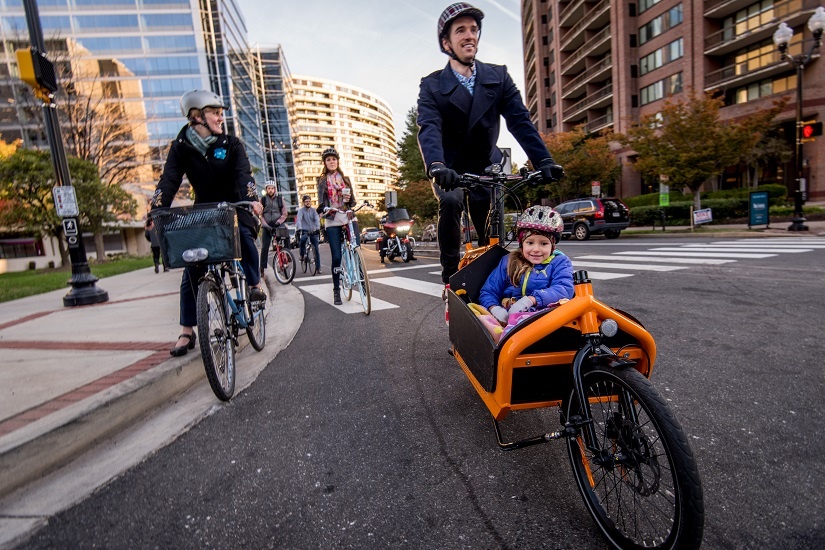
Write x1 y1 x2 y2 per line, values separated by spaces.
259 180 288 277
297 194 322 274
151 89 266 357
316 147 358 305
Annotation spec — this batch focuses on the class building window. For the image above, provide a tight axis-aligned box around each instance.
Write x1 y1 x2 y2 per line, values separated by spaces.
639 4 682 45
640 72 683 105
723 1 776 42
639 38 684 75
734 74 796 104
639 0 663 14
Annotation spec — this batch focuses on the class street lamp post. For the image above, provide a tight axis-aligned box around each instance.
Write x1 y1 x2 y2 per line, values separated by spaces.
773 7 825 232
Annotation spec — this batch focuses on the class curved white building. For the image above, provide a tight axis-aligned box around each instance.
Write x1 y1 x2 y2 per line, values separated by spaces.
290 75 398 209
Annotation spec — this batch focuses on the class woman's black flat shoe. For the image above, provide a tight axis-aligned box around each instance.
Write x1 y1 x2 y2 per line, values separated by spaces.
170 332 196 357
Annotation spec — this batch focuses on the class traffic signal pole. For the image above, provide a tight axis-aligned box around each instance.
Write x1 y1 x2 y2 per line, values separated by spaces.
20 0 107 306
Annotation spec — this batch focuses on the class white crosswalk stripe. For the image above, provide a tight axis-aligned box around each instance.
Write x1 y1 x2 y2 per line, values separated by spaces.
294 238 821 312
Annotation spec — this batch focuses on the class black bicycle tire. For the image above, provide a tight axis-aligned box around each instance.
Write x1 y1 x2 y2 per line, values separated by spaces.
354 247 371 315
196 277 235 401
273 247 296 284
244 279 266 351
565 366 704 550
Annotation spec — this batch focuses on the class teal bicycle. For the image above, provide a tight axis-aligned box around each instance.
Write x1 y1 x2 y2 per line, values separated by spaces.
336 201 372 315
151 201 266 401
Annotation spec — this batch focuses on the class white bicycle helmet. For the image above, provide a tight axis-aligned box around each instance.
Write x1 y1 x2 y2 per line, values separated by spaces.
180 89 227 118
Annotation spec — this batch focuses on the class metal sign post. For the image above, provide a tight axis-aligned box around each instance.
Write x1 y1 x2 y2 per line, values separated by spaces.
19 0 107 306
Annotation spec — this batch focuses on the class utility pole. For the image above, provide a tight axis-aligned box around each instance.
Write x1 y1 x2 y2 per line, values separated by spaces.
16 0 107 306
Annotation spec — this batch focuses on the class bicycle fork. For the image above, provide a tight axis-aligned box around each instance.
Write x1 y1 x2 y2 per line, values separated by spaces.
493 335 636 452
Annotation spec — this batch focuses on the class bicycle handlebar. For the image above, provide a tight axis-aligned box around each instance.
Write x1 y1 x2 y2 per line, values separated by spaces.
458 169 544 190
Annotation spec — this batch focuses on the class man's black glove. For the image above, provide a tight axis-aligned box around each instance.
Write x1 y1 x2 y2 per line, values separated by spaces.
430 162 459 191
538 159 565 182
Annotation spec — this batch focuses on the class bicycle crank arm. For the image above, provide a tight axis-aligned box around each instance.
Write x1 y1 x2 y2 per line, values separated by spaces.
493 418 579 451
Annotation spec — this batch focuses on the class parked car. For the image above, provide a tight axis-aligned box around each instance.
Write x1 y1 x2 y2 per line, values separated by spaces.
421 224 437 242
554 197 630 240
360 227 381 242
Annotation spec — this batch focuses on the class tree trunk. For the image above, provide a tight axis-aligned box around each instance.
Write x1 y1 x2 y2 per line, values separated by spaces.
94 232 107 262
54 231 70 267
693 189 702 210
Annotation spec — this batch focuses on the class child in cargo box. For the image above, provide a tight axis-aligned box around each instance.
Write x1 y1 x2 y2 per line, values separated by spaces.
478 206 574 326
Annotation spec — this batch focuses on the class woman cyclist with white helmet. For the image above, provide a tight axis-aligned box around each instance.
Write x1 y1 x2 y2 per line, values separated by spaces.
150 89 266 357
478 206 574 325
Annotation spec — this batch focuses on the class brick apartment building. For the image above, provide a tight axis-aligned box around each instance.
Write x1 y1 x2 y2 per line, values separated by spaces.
521 0 824 202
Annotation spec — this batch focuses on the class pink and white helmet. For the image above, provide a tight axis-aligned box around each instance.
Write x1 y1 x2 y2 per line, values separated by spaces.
517 206 563 243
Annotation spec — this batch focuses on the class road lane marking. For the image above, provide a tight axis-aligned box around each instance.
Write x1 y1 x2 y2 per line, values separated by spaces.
628 250 775 259
297 283 397 312
576 255 736 265
369 276 445 297
571 261 686 271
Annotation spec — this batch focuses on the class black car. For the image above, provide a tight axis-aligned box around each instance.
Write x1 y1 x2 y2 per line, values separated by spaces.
555 198 630 240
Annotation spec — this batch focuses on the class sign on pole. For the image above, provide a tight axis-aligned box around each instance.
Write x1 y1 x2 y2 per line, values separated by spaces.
591 181 600 197
53 186 79 217
659 184 670 207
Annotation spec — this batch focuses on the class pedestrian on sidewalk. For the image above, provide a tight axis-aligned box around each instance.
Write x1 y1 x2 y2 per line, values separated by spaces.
316 147 358 305
259 181 288 277
150 89 266 357
297 194 322 274
144 217 168 273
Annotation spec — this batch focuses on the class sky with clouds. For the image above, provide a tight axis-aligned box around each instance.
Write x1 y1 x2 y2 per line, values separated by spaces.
235 0 530 166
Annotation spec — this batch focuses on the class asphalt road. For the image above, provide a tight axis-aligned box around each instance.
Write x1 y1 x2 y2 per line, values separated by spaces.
17 236 825 549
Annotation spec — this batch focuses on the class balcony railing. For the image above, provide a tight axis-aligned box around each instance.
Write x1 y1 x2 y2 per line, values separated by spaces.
704 51 785 87
560 0 610 49
565 84 613 119
561 26 611 73
585 113 614 133
562 55 612 96
559 0 586 26
705 0 816 52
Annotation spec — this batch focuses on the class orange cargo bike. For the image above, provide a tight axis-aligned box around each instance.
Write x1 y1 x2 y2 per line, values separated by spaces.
446 166 704 549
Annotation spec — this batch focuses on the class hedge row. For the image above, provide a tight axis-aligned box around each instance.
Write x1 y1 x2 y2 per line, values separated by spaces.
623 184 787 208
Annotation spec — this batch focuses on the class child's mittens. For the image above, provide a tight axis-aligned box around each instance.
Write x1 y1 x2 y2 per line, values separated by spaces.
489 305 509 324
509 296 535 314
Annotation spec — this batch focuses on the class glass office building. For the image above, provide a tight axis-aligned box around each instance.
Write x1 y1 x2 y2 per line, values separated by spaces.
252 45 297 212
0 0 265 218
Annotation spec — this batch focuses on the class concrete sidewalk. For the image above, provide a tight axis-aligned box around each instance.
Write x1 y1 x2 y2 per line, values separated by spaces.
0 264 303 546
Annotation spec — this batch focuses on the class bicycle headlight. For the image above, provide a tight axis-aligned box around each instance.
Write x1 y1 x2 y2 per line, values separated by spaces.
182 248 209 262
600 319 618 338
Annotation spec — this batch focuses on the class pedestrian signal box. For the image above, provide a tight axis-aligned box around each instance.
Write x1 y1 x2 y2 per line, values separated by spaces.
16 47 58 99
801 121 822 140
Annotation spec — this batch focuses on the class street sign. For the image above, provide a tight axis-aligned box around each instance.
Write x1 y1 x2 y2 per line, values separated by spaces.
53 186 79 217
62 218 78 236
591 181 600 196
659 184 670 206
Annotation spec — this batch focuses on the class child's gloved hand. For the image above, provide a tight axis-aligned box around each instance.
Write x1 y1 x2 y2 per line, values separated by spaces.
489 305 509 325
508 296 535 314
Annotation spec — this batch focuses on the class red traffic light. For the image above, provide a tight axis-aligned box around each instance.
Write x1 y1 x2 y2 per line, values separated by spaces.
802 121 822 139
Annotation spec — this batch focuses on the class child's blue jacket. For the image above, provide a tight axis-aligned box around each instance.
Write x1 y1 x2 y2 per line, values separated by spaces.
478 251 575 310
